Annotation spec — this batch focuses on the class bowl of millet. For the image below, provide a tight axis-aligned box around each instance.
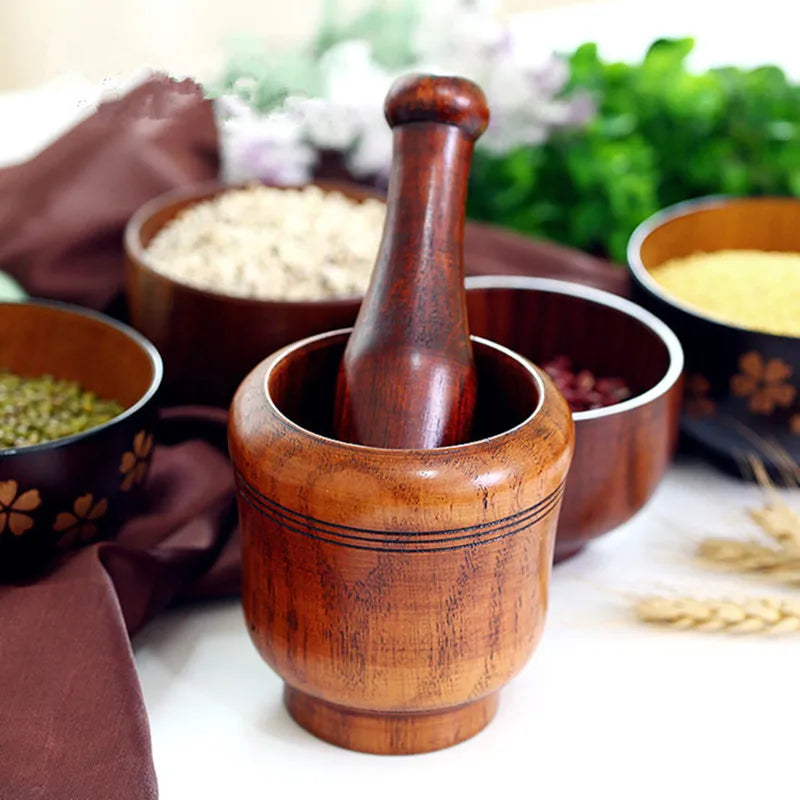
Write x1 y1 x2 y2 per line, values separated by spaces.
464 276 684 561
0 300 162 578
628 196 800 480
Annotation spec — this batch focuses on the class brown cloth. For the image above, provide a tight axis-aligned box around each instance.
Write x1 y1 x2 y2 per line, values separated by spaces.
0 77 628 800
0 75 219 311
463 220 629 295
0 409 237 800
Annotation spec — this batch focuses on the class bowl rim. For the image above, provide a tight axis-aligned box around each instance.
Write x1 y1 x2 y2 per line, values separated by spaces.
626 194 800 342
124 179 383 309
0 299 164 456
464 274 685 421
260 328 559 456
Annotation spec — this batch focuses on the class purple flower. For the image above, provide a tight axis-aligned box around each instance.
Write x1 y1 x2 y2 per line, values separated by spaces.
561 90 596 127
220 110 317 185
529 54 570 97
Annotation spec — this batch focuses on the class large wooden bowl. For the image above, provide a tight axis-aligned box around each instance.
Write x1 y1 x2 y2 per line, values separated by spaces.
628 197 800 479
0 301 162 578
124 181 376 407
465 276 684 561
229 330 573 754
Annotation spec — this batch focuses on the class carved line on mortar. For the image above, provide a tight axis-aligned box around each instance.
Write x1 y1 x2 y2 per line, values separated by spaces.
236 474 564 552
237 473 564 537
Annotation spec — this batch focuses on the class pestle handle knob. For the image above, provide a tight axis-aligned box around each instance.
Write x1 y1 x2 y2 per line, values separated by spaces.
384 74 489 140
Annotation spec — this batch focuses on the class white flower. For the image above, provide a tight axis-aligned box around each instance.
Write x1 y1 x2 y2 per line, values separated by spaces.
219 106 317 185
283 96 361 151
412 0 502 73
216 1 596 181
318 40 393 105
411 2 595 152
530 54 570 96
347 110 393 180
316 40 395 179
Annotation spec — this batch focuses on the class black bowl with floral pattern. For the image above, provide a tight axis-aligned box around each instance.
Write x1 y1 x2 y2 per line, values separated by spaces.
628 197 800 481
0 301 162 579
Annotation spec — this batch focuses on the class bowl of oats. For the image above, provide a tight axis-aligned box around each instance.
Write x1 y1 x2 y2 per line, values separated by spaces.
125 181 383 407
628 196 800 478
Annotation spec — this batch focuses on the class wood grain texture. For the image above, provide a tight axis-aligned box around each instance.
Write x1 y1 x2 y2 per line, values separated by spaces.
635 197 800 263
332 75 488 448
383 74 489 139
465 279 683 561
0 302 156 407
229 331 573 754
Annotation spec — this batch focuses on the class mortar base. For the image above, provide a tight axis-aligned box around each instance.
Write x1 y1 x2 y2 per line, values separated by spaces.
284 686 499 755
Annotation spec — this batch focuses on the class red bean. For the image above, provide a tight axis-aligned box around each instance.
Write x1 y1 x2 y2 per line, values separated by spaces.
541 356 632 412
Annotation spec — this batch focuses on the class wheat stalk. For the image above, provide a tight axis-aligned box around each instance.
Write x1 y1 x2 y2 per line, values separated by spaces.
697 452 800 578
698 538 800 578
750 503 800 548
734 434 800 489
744 454 800 546
638 451 800 636
635 596 800 634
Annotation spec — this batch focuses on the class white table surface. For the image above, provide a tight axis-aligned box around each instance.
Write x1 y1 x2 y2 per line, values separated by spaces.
134 457 800 800
3 2 799 797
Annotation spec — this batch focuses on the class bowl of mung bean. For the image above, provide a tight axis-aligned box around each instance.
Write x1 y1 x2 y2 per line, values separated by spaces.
628 196 800 479
0 300 162 578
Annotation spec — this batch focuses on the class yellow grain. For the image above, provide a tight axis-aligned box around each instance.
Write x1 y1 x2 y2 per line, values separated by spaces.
649 250 800 337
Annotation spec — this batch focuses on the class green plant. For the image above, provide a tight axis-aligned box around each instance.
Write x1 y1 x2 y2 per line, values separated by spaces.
467 38 800 262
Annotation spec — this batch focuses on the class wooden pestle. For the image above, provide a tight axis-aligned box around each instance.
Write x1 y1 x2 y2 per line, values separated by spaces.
332 74 489 449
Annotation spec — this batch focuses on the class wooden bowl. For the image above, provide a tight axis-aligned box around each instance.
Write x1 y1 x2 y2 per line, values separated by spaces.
229 330 573 754
628 197 800 478
465 276 684 561
0 301 162 579
124 181 375 408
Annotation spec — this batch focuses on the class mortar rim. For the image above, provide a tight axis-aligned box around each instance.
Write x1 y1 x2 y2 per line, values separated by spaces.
259 328 566 458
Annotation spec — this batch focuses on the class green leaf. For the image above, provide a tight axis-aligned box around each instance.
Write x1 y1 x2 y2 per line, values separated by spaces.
467 36 800 259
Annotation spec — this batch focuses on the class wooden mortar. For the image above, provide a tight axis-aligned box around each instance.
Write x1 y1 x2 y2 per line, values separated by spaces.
229 331 573 754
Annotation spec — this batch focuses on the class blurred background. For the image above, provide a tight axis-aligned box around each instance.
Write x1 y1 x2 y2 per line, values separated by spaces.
1 0 582 90
3 0 799 260
3 0 799 265
2 0 798 91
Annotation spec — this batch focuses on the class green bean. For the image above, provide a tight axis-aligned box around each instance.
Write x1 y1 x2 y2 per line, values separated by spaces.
0 370 125 449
